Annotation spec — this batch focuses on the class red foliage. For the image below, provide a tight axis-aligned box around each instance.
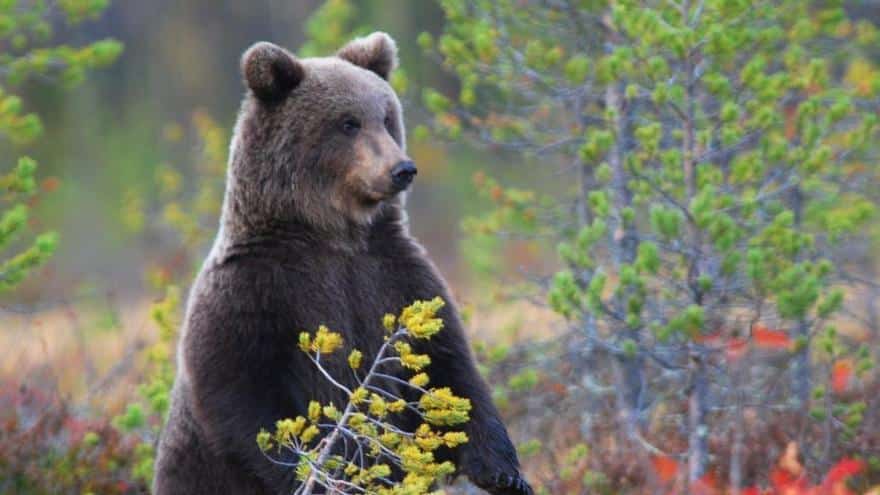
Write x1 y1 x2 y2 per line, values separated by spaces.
643 443 865 495
697 324 795 362
832 360 854 394
652 455 679 483
752 325 793 350
691 471 721 495
489 327 880 494
769 465 810 493
0 379 147 494
745 448 861 495
819 458 865 494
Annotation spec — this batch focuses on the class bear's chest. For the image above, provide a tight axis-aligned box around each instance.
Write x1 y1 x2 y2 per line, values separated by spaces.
268 252 416 402
270 249 422 357
283 252 396 327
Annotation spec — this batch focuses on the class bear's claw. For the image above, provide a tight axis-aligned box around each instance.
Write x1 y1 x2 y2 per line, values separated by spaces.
482 471 534 495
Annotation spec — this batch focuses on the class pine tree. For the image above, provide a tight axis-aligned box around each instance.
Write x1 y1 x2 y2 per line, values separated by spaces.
0 0 122 291
421 0 879 488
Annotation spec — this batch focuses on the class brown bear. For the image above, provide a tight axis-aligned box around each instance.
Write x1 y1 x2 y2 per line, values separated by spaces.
153 32 532 495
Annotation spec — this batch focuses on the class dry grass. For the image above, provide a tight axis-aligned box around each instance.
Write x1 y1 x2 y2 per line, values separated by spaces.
1 299 156 405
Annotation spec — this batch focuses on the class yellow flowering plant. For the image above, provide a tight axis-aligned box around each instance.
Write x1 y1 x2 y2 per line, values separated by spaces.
257 297 471 495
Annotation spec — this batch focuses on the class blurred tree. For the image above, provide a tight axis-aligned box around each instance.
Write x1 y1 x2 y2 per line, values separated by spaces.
297 0 410 96
298 0 357 57
421 0 880 490
114 111 227 484
0 0 120 291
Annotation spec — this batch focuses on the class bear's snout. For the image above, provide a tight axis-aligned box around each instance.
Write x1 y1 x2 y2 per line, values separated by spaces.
390 160 417 191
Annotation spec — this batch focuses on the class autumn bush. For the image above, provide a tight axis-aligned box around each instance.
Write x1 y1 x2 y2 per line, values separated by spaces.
0 374 149 494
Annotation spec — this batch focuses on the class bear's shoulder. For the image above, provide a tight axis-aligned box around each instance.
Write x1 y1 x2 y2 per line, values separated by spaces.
187 248 359 329
181 259 304 374
186 255 299 325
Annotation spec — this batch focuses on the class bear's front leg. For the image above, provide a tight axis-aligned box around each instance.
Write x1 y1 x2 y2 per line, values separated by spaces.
182 297 307 495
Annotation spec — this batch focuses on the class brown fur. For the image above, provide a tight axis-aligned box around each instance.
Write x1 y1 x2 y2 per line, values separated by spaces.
153 33 531 495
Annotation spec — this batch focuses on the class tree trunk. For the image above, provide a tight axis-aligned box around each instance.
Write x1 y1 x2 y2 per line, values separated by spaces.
688 357 709 483
606 80 643 423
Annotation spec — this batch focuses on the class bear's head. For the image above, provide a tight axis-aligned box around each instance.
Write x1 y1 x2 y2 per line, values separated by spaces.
225 32 413 237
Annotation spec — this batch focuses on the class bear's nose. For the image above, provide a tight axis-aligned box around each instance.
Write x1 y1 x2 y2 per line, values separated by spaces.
390 161 417 190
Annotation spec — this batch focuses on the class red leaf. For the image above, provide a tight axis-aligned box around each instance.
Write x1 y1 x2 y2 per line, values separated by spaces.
652 455 678 483
770 466 805 491
831 360 853 394
772 442 808 493
822 458 864 486
691 471 719 495
771 465 810 493
752 325 792 350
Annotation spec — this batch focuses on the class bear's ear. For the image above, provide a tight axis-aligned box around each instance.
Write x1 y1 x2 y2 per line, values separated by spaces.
241 42 304 101
336 32 398 80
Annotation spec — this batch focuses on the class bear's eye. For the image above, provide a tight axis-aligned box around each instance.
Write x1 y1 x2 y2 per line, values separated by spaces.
341 118 361 136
